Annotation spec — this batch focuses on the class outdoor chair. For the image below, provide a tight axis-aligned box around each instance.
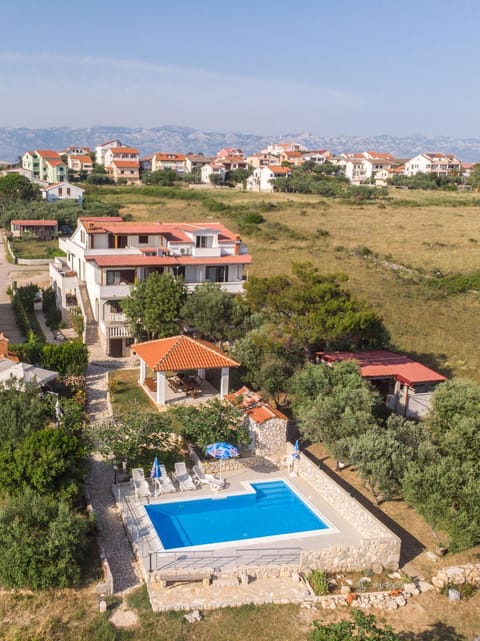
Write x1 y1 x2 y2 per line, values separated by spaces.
155 464 177 494
192 464 226 491
173 462 196 491
130 468 151 500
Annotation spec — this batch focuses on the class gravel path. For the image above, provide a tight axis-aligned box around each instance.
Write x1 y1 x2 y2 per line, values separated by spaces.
85 341 141 594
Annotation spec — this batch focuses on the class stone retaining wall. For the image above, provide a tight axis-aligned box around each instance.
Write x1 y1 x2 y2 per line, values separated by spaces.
285 443 401 572
17 257 53 266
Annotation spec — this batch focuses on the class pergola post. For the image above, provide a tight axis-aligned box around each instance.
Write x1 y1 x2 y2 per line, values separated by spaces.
139 359 146 384
220 367 229 398
156 371 166 404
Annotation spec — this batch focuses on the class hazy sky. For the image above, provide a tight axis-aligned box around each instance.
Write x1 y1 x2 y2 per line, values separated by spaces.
1 0 479 136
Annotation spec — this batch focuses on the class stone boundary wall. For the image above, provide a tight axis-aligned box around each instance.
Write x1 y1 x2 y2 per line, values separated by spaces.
17 257 53 266
285 443 401 571
431 564 480 588
190 449 277 475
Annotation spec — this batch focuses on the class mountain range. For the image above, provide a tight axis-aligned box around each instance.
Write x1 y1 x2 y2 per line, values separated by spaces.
2 125 480 163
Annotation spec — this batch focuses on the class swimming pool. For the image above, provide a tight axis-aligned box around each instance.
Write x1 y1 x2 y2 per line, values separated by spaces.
145 480 331 550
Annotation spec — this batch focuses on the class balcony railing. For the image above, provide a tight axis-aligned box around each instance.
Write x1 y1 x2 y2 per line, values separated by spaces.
105 312 128 324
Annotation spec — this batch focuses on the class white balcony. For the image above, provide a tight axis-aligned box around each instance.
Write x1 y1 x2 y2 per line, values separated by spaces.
105 312 128 324
192 247 222 257
108 325 134 338
99 284 132 299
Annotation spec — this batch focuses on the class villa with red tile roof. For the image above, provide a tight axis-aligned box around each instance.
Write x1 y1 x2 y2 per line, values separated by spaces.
246 165 292 192
50 218 251 357
344 151 397 184
21 150 67 183
94 139 126 165
404 153 462 177
316 350 446 420
67 154 94 174
151 153 186 173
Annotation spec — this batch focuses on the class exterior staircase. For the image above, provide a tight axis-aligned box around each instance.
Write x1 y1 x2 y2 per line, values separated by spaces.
78 282 98 346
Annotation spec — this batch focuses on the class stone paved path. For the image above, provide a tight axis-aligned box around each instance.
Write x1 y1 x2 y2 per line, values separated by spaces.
85 336 141 594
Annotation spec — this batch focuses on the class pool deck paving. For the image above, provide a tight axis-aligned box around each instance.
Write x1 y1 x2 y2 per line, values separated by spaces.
114 465 367 611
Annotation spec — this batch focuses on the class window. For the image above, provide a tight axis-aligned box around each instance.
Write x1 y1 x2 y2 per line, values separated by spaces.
106 269 135 286
139 235 148 244
206 265 228 283
58 188 63 196
196 235 208 248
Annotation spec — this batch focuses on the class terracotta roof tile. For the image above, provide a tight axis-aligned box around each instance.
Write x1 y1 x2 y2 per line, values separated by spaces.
225 386 288 422
317 350 446 386
11 219 57 226
132 335 239 371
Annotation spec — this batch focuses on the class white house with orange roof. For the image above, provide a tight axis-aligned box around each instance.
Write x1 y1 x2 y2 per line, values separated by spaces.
201 162 227 184
94 139 126 165
245 151 279 169
21 150 67 183
107 159 141 184
246 165 291 192
404 153 462 177
279 150 304 166
50 218 252 356
151 153 186 173
104 147 139 169
67 155 94 174
344 151 396 184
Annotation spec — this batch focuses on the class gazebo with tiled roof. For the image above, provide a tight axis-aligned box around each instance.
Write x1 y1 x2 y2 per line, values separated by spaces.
132 335 239 405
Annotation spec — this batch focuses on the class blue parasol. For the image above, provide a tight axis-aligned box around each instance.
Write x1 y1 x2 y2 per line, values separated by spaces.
292 439 300 459
205 442 239 459
150 456 162 479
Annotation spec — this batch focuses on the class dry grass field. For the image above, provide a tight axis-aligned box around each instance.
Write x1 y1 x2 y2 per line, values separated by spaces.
96 185 480 382
3 186 477 640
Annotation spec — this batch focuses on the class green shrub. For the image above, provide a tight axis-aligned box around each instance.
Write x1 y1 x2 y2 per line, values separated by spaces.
0 490 89 589
307 569 329 595
40 341 89 376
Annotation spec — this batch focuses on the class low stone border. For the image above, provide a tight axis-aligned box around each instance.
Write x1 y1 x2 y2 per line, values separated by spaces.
431 564 480 589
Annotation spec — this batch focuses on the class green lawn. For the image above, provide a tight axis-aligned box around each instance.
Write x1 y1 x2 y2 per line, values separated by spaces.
11 237 65 259
108 368 157 415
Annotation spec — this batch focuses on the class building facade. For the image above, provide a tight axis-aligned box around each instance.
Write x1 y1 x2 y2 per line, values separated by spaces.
50 218 251 357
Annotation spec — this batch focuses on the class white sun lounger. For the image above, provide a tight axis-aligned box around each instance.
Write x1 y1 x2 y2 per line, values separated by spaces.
130 468 151 500
192 464 226 491
154 464 177 494
174 462 196 491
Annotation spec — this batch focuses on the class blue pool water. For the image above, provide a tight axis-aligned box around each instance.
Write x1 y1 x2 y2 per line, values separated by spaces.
145 480 329 549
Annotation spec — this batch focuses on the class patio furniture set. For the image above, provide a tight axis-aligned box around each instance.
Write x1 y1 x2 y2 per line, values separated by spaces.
130 462 227 500
167 372 203 397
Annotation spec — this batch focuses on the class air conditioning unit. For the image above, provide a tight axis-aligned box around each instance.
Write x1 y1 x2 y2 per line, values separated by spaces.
180 248 186 255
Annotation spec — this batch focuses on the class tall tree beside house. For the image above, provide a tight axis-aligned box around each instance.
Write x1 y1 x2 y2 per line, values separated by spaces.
245 262 389 355
181 282 235 342
0 173 39 202
402 379 480 550
121 272 186 340
290 361 381 465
